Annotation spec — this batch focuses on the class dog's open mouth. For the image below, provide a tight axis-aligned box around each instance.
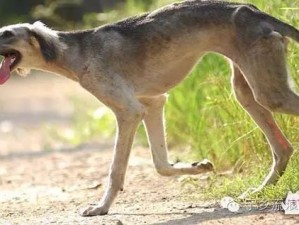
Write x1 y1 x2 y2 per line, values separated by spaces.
0 51 21 85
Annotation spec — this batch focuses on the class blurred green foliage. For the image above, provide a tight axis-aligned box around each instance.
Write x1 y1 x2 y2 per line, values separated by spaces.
0 0 180 29
0 0 42 25
0 0 125 28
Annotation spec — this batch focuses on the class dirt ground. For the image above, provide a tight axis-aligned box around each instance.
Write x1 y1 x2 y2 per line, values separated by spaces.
0 74 298 225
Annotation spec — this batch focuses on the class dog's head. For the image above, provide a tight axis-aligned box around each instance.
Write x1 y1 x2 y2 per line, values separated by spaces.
0 22 66 84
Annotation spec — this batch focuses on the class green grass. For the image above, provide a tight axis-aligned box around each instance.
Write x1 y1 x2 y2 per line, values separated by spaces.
166 0 299 201
203 151 299 202
65 0 299 202
164 0 299 201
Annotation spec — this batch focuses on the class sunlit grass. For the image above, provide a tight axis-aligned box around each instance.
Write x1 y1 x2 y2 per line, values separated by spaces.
202 151 299 202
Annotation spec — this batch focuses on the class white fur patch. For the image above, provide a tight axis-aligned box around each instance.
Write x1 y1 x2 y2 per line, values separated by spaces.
32 21 59 38
32 21 68 55
16 68 31 77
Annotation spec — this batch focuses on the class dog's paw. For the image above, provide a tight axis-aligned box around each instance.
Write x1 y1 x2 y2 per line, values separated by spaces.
192 159 214 172
238 186 264 199
79 205 109 217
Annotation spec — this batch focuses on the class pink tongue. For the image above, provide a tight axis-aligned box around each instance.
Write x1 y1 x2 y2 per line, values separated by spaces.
0 56 12 85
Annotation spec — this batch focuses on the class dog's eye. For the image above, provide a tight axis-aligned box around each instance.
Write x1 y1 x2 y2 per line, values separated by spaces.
1 30 14 38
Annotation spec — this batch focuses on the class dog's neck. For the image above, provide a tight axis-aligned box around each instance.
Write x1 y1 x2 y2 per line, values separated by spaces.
27 29 94 82
38 60 79 81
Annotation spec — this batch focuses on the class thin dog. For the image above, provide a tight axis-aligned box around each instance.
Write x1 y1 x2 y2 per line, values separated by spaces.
0 0 298 216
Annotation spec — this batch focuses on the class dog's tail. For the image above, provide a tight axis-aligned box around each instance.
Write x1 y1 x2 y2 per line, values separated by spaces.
258 12 299 43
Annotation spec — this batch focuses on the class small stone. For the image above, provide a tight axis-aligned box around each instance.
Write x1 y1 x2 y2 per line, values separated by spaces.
259 216 265 220
116 220 123 225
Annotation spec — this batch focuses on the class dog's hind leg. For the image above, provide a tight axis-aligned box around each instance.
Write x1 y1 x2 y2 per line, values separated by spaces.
141 95 214 176
231 65 293 197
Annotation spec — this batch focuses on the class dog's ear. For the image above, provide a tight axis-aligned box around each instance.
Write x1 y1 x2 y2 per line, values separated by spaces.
232 6 274 44
30 31 58 62
29 22 60 62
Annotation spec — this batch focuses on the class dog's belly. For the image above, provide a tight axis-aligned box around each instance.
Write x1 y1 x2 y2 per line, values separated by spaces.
135 55 200 96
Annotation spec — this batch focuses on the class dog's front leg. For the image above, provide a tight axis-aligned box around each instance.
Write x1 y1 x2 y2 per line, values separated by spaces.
79 75 145 216
80 107 144 216
141 95 214 176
